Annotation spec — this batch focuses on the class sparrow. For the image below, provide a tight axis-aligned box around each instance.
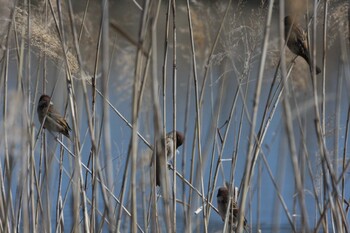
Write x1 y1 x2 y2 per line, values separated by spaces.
37 94 71 138
156 131 184 186
284 16 321 75
217 185 248 232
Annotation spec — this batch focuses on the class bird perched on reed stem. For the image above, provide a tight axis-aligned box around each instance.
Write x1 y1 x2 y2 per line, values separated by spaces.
37 94 71 138
217 185 248 232
284 16 321 75
155 131 184 186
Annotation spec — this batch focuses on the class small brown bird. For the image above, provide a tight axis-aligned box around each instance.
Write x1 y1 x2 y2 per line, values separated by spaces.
156 131 184 186
37 94 71 138
217 186 248 232
284 16 321 75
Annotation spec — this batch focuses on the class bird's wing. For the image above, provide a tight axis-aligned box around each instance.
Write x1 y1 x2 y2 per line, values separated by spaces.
295 26 311 62
48 108 71 131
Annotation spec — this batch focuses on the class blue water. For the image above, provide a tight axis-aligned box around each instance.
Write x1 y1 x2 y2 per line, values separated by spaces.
1 0 349 232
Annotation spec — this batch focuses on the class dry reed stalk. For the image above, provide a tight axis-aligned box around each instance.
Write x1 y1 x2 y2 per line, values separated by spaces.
1 1 349 232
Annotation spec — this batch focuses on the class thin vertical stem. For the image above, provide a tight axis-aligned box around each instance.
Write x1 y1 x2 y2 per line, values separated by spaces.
238 0 274 231
171 0 177 231
185 0 207 231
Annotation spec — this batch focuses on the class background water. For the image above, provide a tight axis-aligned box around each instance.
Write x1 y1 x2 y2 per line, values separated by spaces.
1 0 349 232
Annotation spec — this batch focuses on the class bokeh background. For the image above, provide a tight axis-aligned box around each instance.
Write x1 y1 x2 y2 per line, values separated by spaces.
0 0 349 232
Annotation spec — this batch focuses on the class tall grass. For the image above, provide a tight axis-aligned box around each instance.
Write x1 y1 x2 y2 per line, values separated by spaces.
0 0 349 232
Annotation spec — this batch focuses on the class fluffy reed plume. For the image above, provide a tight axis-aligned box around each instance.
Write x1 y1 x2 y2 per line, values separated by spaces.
0 0 14 58
15 6 80 74
325 1 349 48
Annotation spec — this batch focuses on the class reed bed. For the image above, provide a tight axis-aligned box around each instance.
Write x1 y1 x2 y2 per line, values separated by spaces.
0 0 349 232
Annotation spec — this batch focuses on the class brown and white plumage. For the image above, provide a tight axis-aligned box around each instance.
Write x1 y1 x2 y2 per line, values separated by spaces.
156 131 184 186
217 186 248 232
165 131 184 161
37 94 71 138
284 16 321 75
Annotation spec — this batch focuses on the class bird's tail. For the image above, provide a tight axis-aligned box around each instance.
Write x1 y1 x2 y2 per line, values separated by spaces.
308 62 321 75
303 53 321 75
314 65 321 75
